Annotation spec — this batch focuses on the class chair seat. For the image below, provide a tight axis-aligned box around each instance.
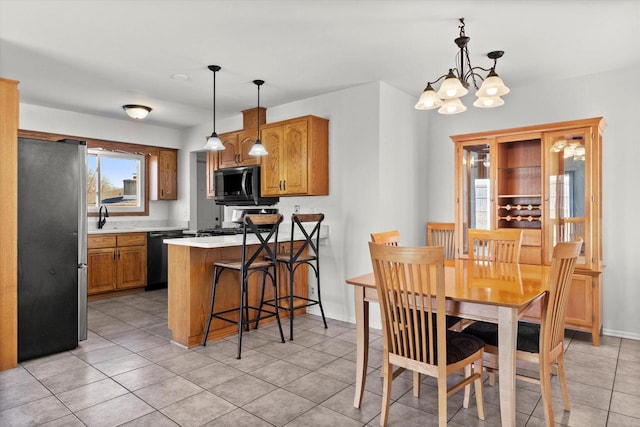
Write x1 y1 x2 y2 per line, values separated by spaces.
276 253 317 263
443 331 486 364
215 259 275 270
463 320 540 354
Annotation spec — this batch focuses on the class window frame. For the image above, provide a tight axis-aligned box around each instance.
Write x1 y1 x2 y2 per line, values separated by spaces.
88 149 146 215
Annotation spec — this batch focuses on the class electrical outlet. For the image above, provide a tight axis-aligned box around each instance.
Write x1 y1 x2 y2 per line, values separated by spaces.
309 286 316 297
294 205 300 214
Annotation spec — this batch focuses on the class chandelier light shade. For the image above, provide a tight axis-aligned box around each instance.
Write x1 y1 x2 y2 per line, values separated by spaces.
203 65 225 151
248 79 268 156
122 104 151 119
415 18 510 114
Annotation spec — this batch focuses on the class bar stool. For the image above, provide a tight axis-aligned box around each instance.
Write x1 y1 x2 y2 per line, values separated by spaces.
266 213 326 341
202 214 285 359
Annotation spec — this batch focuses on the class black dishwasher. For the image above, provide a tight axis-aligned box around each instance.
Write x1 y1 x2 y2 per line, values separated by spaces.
146 230 185 290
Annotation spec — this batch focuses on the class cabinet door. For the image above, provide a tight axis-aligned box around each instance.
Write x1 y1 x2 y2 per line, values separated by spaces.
117 246 147 289
87 248 116 294
454 140 495 258
158 149 177 200
282 120 309 194
218 132 239 169
261 125 284 196
544 128 591 268
565 273 593 329
238 129 261 166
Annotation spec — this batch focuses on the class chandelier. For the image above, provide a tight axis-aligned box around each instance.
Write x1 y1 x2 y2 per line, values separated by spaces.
415 18 509 114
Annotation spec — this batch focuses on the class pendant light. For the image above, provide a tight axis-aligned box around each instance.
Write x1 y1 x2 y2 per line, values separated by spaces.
203 65 225 151
248 79 268 156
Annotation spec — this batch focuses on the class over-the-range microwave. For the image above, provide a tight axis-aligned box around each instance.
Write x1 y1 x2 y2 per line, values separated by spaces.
214 165 279 206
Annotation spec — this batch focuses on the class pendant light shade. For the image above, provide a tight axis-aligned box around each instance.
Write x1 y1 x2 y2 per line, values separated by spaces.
436 70 468 99
204 65 225 151
438 97 467 114
414 83 443 110
475 68 510 98
248 79 268 156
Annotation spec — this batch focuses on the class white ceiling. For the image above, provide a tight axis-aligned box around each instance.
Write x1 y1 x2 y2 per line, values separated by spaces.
1 0 639 129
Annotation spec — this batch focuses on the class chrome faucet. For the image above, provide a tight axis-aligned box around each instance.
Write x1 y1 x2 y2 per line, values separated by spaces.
98 205 109 229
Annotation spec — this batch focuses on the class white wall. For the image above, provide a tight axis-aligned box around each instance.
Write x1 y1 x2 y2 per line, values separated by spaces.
423 64 640 340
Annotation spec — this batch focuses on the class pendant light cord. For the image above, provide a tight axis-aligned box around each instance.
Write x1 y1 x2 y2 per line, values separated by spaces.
212 69 216 133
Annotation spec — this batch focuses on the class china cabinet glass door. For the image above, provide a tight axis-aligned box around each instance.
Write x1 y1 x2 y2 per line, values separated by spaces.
545 128 590 267
458 142 493 256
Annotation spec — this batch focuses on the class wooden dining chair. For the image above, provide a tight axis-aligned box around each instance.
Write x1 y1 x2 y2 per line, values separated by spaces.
370 230 399 246
468 228 523 263
463 239 583 426
427 222 456 259
368 242 485 427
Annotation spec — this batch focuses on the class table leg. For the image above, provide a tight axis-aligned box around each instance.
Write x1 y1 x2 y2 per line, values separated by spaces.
498 306 518 427
353 286 369 408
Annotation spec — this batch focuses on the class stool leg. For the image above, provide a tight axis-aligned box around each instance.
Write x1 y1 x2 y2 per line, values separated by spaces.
271 266 285 343
315 263 328 329
202 266 220 346
289 263 295 340
254 269 268 330
236 272 247 359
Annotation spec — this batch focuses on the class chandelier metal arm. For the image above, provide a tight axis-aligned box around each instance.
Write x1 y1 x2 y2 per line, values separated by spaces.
423 73 450 89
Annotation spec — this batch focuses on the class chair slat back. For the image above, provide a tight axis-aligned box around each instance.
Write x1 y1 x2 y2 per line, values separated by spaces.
242 214 283 268
427 222 456 259
370 230 400 246
368 242 446 367
542 239 582 354
468 229 523 263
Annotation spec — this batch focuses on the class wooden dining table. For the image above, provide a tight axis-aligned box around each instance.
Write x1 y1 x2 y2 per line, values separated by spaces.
346 258 549 427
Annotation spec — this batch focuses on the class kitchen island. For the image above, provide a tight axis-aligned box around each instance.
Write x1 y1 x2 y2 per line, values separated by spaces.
164 232 314 348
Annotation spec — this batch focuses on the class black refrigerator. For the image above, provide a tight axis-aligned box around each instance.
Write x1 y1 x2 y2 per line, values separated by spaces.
18 137 87 362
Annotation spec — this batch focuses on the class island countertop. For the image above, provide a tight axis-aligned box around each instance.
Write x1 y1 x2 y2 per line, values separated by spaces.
163 226 329 249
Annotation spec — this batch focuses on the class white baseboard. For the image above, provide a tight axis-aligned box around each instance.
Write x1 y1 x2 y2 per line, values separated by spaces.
602 328 640 341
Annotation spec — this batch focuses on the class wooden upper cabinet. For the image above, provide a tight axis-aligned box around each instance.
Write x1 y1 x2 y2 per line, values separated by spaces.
218 132 240 168
238 129 261 166
261 115 328 197
217 130 261 168
150 148 178 201
158 149 177 200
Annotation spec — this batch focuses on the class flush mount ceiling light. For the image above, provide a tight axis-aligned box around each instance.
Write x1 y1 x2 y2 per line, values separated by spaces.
248 79 268 156
122 104 152 119
415 18 510 114
203 65 225 151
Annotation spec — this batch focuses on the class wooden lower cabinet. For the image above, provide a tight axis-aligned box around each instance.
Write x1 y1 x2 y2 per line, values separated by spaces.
88 233 147 297
87 247 117 294
522 271 601 346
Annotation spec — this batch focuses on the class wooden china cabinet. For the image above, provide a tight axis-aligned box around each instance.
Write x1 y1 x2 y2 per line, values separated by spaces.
452 117 606 345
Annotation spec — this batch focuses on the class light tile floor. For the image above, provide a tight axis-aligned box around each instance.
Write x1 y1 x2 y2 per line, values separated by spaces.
1 289 640 426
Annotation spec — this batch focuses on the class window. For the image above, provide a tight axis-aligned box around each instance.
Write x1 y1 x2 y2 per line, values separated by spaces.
88 149 145 213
